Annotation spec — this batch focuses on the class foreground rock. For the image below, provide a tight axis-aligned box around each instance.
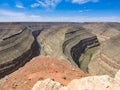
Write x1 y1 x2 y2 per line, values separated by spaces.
0 56 87 90
88 34 120 77
32 70 120 90
0 24 39 78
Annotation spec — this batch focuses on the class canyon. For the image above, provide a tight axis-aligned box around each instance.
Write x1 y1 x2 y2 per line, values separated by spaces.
0 22 120 90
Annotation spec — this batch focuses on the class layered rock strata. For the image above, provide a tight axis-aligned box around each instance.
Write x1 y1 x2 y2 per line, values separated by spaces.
0 25 39 78
88 34 120 77
63 27 100 67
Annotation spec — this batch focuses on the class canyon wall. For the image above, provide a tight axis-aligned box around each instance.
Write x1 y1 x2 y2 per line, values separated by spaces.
0 25 39 78
38 25 99 68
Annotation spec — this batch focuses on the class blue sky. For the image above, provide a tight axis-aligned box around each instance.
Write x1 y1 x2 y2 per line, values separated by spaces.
0 0 120 22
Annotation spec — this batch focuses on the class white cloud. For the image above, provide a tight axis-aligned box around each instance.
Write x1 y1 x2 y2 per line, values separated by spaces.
0 9 42 22
31 0 61 9
29 15 41 18
16 4 24 8
0 10 119 22
31 0 98 9
31 3 40 8
79 10 83 12
78 9 89 12
0 9 25 16
72 0 98 4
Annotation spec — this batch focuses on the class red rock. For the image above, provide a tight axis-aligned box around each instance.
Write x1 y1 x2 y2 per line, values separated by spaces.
0 55 87 90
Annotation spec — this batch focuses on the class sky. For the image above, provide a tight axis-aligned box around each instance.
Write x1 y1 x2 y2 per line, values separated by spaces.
0 0 120 22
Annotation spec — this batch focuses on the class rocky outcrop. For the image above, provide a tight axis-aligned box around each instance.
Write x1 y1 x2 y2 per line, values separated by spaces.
0 25 39 78
0 56 87 90
32 78 64 90
63 27 99 67
88 34 120 77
